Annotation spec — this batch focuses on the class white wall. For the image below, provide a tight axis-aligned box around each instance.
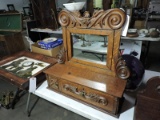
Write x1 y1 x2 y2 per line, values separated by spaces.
0 0 87 12
0 0 30 12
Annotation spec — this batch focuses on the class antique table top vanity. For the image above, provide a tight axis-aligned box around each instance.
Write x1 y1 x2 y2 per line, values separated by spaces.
44 8 127 116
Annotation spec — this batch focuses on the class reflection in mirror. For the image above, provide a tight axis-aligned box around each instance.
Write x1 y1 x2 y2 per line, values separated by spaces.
72 34 108 65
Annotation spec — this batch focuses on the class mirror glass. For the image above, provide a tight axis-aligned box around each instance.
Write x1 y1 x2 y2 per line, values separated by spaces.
71 33 108 65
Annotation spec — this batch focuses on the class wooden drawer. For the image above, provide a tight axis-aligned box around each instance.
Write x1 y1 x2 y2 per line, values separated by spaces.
60 79 119 114
46 74 59 91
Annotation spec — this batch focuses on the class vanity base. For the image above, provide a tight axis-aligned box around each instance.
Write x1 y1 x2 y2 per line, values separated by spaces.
44 64 126 116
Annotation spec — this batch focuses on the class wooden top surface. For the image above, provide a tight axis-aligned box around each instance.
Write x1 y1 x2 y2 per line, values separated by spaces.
0 51 57 89
44 63 126 97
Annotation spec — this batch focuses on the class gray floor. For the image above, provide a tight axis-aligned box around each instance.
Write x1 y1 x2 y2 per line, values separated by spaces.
0 41 160 120
0 79 88 120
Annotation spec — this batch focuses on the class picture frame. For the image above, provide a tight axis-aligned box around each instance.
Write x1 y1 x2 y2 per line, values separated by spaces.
7 4 15 11
0 51 57 89
23 7 32 16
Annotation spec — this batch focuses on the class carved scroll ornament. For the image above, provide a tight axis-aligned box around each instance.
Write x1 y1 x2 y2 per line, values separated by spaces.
63 84 108 106
50 77 59 89
116 57 130 79
56 47 66 64
58 8 126 30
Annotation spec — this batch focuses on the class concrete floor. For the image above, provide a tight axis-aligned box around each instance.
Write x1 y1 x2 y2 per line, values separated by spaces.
0 41 160 120
0 79 88 120
0 95 88 120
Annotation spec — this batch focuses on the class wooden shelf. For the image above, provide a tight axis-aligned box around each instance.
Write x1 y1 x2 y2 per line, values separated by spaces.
30 28 62 34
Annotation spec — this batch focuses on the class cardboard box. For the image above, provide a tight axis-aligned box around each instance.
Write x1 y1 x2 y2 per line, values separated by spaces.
38 38 63 49
31 43 61 57
134 20 145 29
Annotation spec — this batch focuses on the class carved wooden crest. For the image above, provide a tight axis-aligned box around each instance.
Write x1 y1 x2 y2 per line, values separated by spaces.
116 57 130 79
58 8 126 30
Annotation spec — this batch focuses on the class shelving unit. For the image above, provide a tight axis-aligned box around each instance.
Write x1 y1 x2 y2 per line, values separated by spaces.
29 27 144 60
30 28 62 34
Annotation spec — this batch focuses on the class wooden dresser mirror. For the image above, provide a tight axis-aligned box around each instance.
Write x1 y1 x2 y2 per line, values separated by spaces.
44 8 127 116
58 8 126 76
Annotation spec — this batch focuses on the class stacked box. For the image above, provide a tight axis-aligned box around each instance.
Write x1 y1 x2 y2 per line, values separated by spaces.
38 38 63 50
31 43 62 57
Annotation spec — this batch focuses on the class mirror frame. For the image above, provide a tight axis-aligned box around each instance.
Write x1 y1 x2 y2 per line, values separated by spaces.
58 8 126 76
66 28 113 69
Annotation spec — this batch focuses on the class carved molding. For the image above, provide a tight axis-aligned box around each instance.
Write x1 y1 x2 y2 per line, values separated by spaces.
58 8 126 30
116 57 130 79
49 77 59 89
63 84 108 106
56 47 66 64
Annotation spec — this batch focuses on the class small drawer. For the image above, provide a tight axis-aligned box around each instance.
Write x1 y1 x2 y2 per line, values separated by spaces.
60 79 118 113
46 74 59 90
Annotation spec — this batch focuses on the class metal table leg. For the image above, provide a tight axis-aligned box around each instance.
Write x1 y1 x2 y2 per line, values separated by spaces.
26 92 31 115
26 92 40 117
10 88 26 109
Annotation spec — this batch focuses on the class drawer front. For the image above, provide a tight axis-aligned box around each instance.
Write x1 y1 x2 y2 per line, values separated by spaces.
60 79 119 113
46 74 59 91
